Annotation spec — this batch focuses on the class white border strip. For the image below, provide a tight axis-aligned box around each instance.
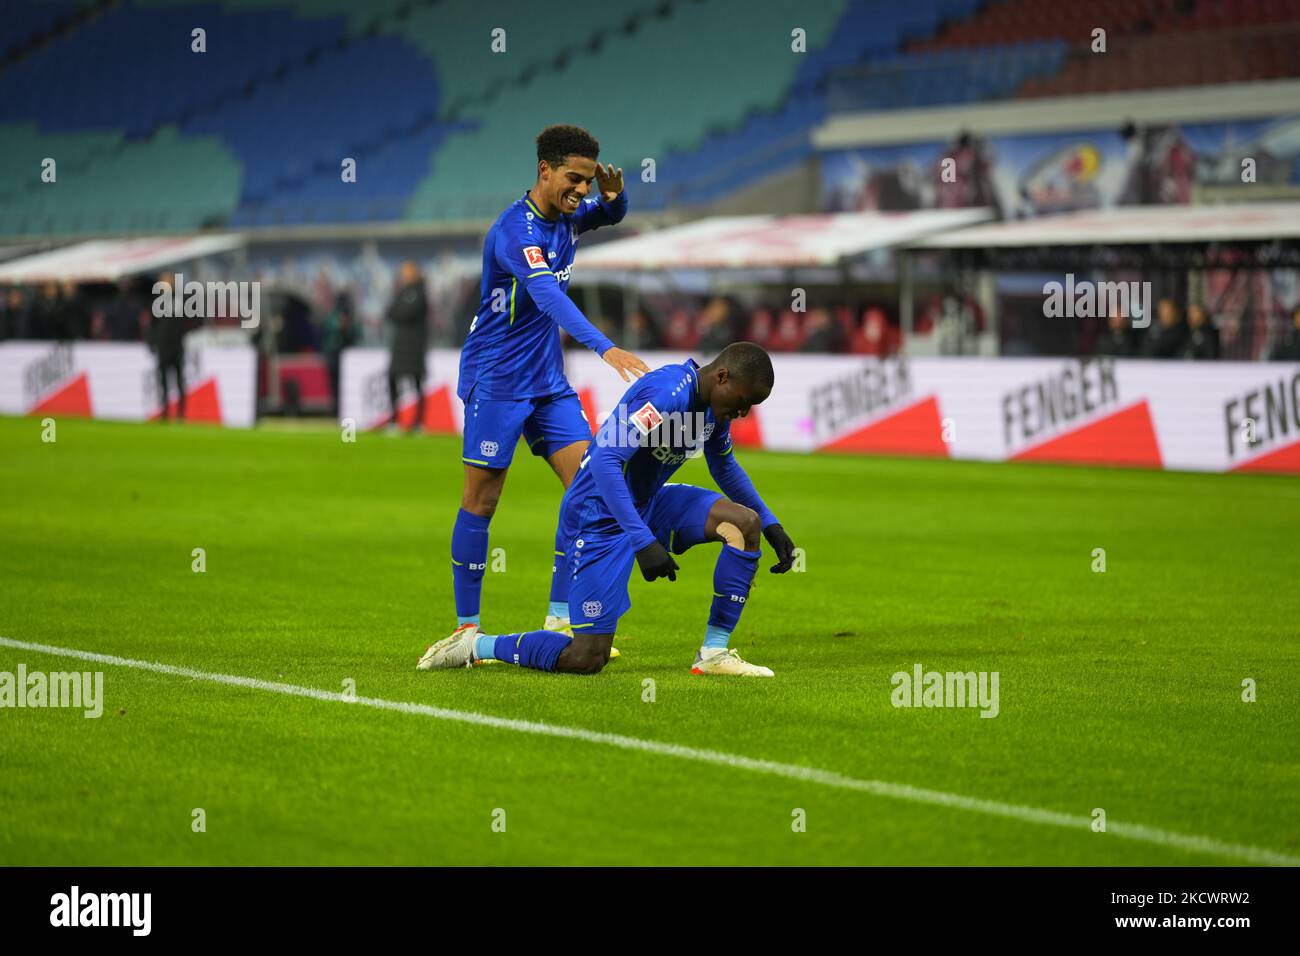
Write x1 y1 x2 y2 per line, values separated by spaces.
2 636 1295 867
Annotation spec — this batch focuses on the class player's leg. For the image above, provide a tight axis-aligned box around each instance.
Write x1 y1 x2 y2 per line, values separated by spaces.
544 439 588 485
692 498 771 675
418 626 613 673
421 530 629 674
479 628 611 673
446 396 533 629
646 486 771 676
541 439 588 624
526 387 598 632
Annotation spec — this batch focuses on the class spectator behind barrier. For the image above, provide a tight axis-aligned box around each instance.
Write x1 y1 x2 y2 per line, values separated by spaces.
322 290 360 416
1145 298 1187 359
1095 310 1137 357
1267 307 1300 361
1182 303 1220 360
799 308 843 353
386 260 429 434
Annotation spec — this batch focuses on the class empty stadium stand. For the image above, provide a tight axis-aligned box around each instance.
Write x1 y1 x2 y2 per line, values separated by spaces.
1 0 1297 235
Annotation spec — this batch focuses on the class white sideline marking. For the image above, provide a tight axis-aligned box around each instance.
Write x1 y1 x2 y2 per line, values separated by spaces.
2 636 1296 867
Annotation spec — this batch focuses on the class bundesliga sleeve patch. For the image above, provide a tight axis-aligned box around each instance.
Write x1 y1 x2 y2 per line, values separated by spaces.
523 246 548 269
630 401 663 435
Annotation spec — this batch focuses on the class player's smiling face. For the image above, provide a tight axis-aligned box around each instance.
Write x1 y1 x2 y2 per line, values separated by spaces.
540 154 597 215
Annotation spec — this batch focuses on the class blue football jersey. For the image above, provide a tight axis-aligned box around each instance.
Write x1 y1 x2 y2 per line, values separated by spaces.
458 190 627 401
565 359 776 552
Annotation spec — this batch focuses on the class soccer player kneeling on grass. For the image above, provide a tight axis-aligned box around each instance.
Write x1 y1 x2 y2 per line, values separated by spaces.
418 342 796 677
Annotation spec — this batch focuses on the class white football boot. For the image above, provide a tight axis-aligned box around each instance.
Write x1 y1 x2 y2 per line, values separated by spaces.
417 622 478 670
546 616 620 658
543 615 573 634
690 647 773 677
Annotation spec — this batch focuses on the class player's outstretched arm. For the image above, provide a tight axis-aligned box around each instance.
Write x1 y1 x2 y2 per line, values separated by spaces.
497 228 646 376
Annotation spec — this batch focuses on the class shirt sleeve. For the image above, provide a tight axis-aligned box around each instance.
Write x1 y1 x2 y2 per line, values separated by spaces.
586 400 659 553
705 424 778 529
571 190 627 235
495 222 615 356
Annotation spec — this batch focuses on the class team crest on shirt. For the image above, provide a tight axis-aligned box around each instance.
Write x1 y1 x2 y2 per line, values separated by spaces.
582 600 602 618
701 423 715 441
630 401 663 435
480 440 499 457
523 246 547 268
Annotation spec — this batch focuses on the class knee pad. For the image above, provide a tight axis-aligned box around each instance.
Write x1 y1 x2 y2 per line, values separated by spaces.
716 521 746 549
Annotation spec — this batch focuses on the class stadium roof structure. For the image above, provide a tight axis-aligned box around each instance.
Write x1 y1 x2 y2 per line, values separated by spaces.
573 208 993 272
914 202 1300 248
0 234 244 282
908 202 1300 270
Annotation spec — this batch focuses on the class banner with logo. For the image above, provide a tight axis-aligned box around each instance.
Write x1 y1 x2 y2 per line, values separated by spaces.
339 348 1300 474
820 116 1300 218
0 342 257 427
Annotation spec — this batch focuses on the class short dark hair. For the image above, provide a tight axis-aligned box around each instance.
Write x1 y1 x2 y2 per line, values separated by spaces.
537 125 600 169
717 341 774 389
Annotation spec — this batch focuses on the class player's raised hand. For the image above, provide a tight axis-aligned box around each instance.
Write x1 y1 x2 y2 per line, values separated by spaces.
764 523 797 573
595 163 623 201
603 346 650 381
635 542 678 582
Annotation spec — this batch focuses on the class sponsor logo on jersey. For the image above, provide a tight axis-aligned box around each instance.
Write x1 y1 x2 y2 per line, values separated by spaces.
480 440 499 457
630 401 663 435
652 445 688 466
523 246 547 268
701 422 715 441
548 249 557 259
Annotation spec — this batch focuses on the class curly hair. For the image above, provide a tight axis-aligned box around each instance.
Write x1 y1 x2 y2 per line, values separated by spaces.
536 125 600 168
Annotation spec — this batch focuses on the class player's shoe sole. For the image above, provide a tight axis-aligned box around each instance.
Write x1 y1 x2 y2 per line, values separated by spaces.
690 648 773 677
418 623 478 670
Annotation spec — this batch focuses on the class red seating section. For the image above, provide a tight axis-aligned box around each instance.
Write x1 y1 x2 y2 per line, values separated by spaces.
915 0 1300 96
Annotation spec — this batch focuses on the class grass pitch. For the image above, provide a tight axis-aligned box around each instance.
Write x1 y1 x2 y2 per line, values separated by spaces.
1 414 1298 866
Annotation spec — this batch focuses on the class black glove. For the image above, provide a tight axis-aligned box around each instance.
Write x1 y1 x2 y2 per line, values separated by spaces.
635 541 679 582
764 523 796 573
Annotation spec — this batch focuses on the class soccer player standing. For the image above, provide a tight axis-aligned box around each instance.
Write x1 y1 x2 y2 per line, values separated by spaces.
429 125 648 663
420 342 798 676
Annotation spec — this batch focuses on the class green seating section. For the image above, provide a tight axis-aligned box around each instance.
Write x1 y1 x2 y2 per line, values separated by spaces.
0 124 242 235
406 0 846 220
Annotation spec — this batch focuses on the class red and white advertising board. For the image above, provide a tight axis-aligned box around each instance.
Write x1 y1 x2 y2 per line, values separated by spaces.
337 348 1300 475
0 342 257 427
